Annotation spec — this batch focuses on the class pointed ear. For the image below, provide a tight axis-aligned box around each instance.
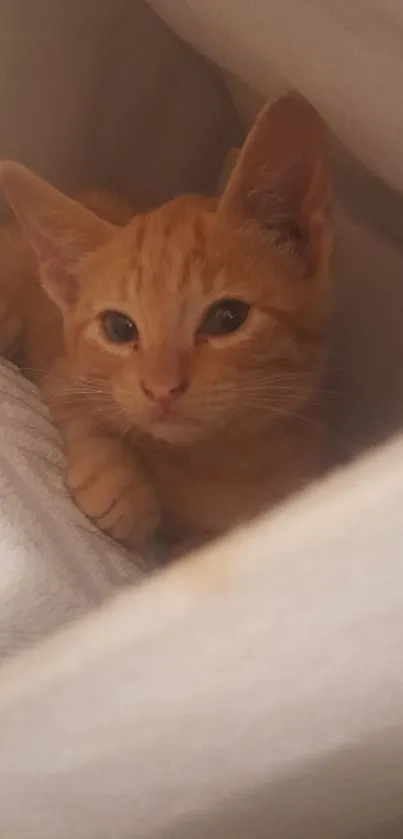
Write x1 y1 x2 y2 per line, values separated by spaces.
219 94 332 276
0 162 114 311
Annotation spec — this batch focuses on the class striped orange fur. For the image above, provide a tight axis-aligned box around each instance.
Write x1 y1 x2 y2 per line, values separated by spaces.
0 95 332 549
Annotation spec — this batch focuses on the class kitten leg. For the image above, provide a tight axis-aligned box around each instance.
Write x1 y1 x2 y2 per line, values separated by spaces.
65 433 160 547
42 381 159 546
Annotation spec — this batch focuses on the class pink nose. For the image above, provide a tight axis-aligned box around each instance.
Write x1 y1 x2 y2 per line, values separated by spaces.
140 378 188 406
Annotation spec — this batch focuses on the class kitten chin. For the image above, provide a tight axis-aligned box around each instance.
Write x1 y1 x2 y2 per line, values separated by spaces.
146 423 202 445
138 414 208 446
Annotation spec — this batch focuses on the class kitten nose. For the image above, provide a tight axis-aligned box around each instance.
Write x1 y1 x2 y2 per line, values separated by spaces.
140 378 188 406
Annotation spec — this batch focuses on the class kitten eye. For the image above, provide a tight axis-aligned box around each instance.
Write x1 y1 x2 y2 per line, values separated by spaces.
100 311 138 344
200 299 250 337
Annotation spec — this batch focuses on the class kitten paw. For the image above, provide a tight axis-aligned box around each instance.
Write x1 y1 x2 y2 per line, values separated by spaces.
66 437 160 547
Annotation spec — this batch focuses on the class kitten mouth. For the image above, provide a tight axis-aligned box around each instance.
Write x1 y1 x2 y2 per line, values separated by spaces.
151 405 177 424
148 406 180 431
151 416 176 429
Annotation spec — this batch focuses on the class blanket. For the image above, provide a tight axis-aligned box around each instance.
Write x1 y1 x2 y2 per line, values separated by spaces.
0 361 144 658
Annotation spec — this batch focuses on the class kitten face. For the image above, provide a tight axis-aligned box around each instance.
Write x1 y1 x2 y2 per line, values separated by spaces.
67 196 324 444
0 94 332 446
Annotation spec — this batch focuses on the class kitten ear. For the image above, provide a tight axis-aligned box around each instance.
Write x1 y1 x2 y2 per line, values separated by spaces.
0 162 113 311
219 94 332 276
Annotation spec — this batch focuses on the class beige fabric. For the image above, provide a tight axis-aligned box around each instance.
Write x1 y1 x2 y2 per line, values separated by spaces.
0 0 241 211
148 0 403 192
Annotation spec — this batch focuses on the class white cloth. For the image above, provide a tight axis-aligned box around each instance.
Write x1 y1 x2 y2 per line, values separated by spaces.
0 361 145 658
1 434 403 838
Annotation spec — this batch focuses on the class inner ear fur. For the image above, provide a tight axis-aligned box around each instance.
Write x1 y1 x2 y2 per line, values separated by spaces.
219 93 332 276
0 162 113 311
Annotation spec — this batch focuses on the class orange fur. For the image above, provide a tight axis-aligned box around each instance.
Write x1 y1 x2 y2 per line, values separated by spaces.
0 95 332 548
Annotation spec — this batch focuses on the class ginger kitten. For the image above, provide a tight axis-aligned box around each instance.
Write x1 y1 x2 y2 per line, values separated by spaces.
0 95 332 548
